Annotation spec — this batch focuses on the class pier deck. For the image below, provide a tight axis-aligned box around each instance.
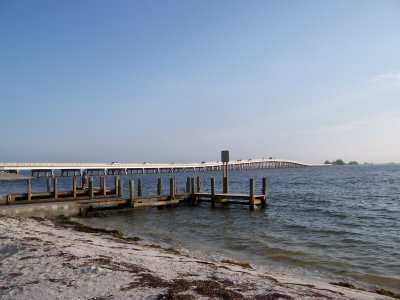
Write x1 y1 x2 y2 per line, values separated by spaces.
1 193 266 208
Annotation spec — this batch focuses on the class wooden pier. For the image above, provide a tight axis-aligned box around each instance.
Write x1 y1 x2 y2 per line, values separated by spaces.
0 175 268 217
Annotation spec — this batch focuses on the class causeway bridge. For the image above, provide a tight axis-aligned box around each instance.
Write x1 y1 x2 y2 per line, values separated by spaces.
0 158 322 177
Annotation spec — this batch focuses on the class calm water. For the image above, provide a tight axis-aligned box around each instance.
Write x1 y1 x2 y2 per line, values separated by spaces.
1 165 399 291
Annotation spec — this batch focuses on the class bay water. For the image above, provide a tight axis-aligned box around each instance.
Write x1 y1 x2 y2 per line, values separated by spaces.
1 165 399 291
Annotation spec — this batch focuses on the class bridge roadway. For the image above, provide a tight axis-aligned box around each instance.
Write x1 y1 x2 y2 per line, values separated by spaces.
0 159 324 177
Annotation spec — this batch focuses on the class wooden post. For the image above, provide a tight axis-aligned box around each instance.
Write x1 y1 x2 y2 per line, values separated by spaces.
138 179 142 197
196 176 202 192
211 178 215 208
190 178 195 195
223 175 229 194
101 176 107 196
114 176 119 196
190 177 195 204
186 177 190 193
47 177 51 192
157 178 162 195
249 178 255 211
89 177 94 199
118 179 123 198
53 177 58 199
129 180 135 206
261 177 268 208
174 178 176 199
27 179 32 201
221 150 229 194
73 177 77 198
170 178 175 200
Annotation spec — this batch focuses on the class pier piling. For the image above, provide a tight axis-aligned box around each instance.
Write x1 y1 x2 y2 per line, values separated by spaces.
157 178 162 195
170 178 175 200
250 178 255 211
138 179 142 197
73 177 77 198
118 179 123 198
223 177 229 194
53 177 58 199
27 179 32 201
211 178 215 208
129 180 135 205
100 176 106 196
190 178 195 195
190 177 195 204
114 177 119 195
47 177 51 192
196 176 202 193
89 177 94 200
261 177 268 208
186 177 190 193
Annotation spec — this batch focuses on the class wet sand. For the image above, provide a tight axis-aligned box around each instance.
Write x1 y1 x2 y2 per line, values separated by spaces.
0 215 393 299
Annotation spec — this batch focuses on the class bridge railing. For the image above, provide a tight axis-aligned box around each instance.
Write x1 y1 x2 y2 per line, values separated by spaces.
0 158 316 172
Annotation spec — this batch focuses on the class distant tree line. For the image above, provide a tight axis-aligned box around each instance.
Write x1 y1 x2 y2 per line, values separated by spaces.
324 159 358 165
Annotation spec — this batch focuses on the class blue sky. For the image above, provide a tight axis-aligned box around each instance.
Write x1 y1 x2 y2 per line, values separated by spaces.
1 0 400 163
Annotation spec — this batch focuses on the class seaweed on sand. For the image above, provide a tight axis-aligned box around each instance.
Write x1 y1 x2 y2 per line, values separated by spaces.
221 259 252 269
330 282 400 299
53 216 141 243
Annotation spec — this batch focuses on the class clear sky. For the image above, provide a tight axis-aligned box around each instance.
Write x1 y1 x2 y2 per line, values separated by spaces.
1 0 400 164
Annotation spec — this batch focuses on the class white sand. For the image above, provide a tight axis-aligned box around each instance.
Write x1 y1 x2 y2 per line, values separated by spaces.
0 215 391 300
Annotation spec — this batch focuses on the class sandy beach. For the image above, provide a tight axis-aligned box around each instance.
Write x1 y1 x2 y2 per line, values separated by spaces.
0 215 393 300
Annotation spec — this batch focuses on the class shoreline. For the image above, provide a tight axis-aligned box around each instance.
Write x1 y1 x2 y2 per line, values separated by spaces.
0 215 395 299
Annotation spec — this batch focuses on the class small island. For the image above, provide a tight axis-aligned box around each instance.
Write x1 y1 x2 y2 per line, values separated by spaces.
324 159 358 165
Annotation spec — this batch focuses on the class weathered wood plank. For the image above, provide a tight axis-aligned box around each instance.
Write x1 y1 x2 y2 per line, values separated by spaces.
194 193 265 200
133 199 180 207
